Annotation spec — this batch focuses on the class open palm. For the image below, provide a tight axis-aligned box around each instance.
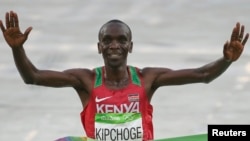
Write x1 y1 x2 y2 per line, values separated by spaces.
223 22 249 62
0 11 32 48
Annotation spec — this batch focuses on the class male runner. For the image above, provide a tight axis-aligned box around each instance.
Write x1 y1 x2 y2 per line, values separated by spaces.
0 11 249 141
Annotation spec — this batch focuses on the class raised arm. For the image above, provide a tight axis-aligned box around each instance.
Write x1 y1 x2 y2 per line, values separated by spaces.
200 22 249 82
186 21 249 83
144 22 249 92
0 11 87 88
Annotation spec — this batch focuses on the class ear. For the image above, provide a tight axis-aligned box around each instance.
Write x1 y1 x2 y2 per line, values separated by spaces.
97 42 102 54
128 41 133 53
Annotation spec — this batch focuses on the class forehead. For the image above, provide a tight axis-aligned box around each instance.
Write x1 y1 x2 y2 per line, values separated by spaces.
101 23 130 38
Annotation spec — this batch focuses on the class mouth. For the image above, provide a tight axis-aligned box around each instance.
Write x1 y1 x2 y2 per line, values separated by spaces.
107 50 123 59
108 53 122 59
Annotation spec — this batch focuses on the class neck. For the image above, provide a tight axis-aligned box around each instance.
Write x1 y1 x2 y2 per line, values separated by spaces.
104 65 129 88
104 65 128 81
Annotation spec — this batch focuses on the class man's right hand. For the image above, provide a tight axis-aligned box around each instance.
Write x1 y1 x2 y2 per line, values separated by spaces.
0 11 32 48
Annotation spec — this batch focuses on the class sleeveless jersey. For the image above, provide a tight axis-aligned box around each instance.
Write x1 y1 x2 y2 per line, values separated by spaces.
80 66 153 141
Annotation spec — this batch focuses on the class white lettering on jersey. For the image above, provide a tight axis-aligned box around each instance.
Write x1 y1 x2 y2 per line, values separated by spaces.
96 102 139 113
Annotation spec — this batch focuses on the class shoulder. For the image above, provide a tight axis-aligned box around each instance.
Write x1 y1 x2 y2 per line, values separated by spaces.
128 66 172 77
140 67 173 77
63 68 98 92
63 68 95 77
63 68 96 88
141 67 173 88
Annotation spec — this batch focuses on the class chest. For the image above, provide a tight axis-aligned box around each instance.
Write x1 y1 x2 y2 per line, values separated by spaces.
92 85 144 113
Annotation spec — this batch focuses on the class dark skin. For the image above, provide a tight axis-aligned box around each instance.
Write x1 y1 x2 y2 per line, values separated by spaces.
0 11 249 109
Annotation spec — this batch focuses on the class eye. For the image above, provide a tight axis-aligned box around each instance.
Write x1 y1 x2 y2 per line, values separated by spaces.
102 37 111 45
118 36 128 44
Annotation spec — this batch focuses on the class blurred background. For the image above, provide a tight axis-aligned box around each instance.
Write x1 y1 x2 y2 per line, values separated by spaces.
0 0 250 140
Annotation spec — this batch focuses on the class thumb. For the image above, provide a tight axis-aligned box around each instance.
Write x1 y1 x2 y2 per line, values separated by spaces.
0 20 6 33
223 41 229 51
223 41 232 62
24 26 32 37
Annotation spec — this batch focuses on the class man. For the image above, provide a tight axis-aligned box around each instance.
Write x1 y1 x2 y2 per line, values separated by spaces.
0 11 249 141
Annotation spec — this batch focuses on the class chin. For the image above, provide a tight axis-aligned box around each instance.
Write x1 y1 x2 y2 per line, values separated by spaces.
107 60 124 68
108 63 122 68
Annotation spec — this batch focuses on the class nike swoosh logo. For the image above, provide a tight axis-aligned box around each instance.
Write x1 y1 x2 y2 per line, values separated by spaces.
95 96 112 103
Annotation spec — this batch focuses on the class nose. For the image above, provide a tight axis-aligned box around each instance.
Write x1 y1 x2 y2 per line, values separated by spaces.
109 40 119 49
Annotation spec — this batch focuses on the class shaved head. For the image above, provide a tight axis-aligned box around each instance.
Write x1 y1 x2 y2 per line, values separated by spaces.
98 19 132 41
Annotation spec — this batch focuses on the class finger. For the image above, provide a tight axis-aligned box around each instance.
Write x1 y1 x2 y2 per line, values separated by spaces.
5 12 10 28
236 22 240 35
232 22 241 41
13 12 19 28
242 33 249 46
9 11 14 27
239 25 245 41
230 25 238 41
0 20 6 32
